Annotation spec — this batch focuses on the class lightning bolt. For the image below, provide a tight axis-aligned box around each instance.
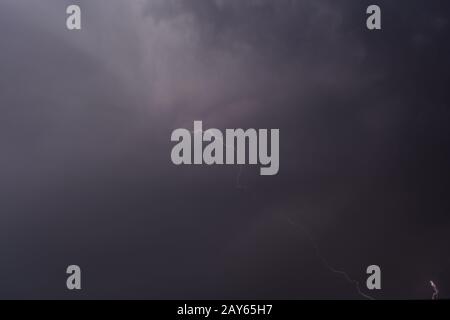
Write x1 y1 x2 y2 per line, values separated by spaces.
188 127 373 299
430 280 439 300
236 165 247 189
285 216 375 300
190 128 247 189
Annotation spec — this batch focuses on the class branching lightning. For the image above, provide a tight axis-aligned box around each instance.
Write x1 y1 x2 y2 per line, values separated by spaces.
190 129 374 299
285 216 375 300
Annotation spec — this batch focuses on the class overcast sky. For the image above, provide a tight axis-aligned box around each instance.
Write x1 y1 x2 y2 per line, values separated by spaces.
0 0 449 299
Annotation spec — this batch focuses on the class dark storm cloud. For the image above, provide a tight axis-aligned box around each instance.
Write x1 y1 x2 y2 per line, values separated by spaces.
0 0 449 299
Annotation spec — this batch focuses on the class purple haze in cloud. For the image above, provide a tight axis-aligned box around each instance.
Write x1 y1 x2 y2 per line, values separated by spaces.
0 0 449 299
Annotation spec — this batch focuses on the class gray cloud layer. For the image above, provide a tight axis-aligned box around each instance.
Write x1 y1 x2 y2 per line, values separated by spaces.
0 0 449 299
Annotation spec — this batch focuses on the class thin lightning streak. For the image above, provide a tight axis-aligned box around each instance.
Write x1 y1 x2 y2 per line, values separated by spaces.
430 280 439 300
190 129 372 298
285 216 375 300
236 165 247 189
191 129 235 149
190 129 247 189
181 128 432 299
190 126 372 298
